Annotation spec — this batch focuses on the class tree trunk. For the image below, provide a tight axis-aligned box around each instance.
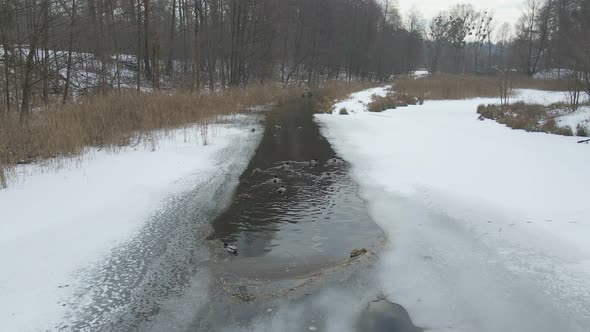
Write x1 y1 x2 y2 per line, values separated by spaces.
63 0 76 104
135 0 141 92
2 42 10 112
152 35 161 89
144 0 152 81
166 0 176 76
21 1 46 117
41 0 49 106
107 0 121 91
1 15 12 112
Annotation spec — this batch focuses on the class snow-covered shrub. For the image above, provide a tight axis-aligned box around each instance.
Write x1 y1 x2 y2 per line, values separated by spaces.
555 126 574 136
0 166 6 189
368 92 418 112
576 124 589 137
478 102 580 137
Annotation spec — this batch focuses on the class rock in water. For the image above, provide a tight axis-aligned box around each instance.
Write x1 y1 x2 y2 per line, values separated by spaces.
356 299 423 332
350 248 368 258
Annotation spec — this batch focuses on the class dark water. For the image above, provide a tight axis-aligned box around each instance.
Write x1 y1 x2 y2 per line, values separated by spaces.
207 97 383 275
193 97 421 332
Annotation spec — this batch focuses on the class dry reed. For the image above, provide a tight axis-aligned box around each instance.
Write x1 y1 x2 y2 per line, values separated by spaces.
0 85 295 167
368 92 419 112
477 102 584 136
0 81 374 186
394 74 569 101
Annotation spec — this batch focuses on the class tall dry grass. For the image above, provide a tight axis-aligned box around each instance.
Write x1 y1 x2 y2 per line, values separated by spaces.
318 80 377 98
368 92 419 112
394 74 569 100
0 81 374 186
0 164 6 189
0 85 296 167
476 102 586 136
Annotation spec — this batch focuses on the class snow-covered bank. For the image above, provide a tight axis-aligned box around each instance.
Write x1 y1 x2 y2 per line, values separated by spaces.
316 88 590 331
557 106 590 132
330 86 390 114
0 119 262 331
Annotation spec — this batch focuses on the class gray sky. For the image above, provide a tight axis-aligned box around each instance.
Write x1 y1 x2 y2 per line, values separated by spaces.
395 0 524 28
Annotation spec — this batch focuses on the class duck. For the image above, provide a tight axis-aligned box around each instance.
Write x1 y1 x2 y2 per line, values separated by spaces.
274 124 282 130
224 243 238 255
273 175 279 183
277 185 287 194
310 158 319 166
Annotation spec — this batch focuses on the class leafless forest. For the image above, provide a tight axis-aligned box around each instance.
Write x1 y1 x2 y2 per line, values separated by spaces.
0 0 589 114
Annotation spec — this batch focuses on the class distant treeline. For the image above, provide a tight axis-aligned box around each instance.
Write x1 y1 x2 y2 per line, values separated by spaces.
0 0 422 114
0 0 588 115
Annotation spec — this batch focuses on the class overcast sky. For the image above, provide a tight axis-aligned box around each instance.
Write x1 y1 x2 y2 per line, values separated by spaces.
395 0 525 28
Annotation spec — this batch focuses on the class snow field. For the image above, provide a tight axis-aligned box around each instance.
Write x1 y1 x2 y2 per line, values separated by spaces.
0 120 262 331
316 87 590 331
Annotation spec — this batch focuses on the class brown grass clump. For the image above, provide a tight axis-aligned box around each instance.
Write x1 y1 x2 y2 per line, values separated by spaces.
368 92 419 112
477 102 547 131
576 124 589 137
318 81 377 100
555 125 575 136
395 74 568 101
477 102 582 137
0 165 6 189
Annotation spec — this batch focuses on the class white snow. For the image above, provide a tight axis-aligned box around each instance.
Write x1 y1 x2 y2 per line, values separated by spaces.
330 86 390 114
412 69 429 78
512 88 574 105
533 68 572 80
316 87 590 331
556 106 590 133
0 120 262 331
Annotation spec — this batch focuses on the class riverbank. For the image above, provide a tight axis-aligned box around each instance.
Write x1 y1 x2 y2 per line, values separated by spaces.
316 87 590 331
0 117 263 331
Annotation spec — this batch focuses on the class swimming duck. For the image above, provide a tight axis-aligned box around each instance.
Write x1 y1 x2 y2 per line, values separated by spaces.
273 175 279 183
310 159 319 166
224 243 238 255
275 124 282 130
277 185 287 194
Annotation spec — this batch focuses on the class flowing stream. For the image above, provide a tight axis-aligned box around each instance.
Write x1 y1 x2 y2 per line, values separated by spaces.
69 96 420 332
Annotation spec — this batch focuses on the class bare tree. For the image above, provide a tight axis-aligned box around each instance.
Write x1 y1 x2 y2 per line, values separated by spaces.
515 0 553 77
62 0 77 103
21 0 48 117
